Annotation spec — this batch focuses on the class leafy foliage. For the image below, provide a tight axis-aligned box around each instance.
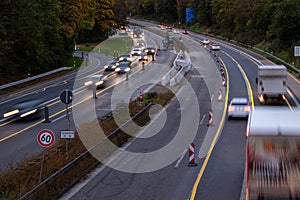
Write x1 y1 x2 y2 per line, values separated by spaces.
0 0 115 83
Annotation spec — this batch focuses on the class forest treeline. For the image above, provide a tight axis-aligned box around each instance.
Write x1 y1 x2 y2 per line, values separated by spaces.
1 0 299 83
0 0 116 81
125 0 300 63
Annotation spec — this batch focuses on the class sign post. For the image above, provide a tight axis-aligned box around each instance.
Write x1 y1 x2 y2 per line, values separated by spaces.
60 89 73 158
37 129 55 183
294 46 300 65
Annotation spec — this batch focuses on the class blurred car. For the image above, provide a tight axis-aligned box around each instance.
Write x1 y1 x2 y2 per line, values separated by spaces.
203 38 210 45
131 46 142 56
173 29 180 34
84 74 105 88
210 44 220 51
104 60 119 71
182 30 189 34
118 54 132 62
3 99 45 120
139 52 148 61
115 62 131 73
144 46 156 55
227 97 250 119
137 39 145 47
166 26 173 32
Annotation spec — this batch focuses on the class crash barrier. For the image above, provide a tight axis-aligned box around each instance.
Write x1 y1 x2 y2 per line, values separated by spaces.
0 67 72 91
19 102 154 200
162 50 191 86
162 50 183 85
169 51 192 86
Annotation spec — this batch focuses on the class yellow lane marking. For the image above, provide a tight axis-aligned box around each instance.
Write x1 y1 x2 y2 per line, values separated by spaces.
0 67 143 143
190 51 255 199
0 120 43 143
222 51 255 108
190 57 229 200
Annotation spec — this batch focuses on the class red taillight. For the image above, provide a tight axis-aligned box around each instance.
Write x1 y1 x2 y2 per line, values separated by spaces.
228 106 235 112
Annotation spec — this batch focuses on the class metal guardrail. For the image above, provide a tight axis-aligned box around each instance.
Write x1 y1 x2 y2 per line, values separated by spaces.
19 102 153 200
0 67 72 91
252 47 300 74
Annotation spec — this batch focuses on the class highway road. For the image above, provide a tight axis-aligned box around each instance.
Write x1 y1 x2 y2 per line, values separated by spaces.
0 34 173 170
0 19 299 200
61 20 300 200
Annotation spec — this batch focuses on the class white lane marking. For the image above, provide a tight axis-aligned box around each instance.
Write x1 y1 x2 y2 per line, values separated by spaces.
200 114 206 125
175 149 187 168
211 94 214 101
288 88 300 107
51 112 72 123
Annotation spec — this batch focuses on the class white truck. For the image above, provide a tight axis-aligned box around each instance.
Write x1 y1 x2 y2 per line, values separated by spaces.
256 65 287 104
246 107 300 200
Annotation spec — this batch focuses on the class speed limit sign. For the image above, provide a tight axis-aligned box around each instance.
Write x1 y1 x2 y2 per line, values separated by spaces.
37 129 55 147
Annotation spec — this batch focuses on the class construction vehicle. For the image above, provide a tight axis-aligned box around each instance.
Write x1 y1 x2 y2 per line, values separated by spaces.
246 107 300 200
256 65 287 104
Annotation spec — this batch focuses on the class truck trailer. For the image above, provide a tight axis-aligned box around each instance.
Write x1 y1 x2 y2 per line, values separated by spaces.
246 107 300 200
256 65 287 104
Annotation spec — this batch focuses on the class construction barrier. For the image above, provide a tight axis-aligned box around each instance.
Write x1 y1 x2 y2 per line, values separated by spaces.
208 109 214 126
218 89 222 102
188 143 197 167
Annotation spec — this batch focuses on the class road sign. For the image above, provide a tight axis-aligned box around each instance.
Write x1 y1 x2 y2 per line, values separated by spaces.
294 46 300 57
37 129 55 147
60 89 73 104
60 130 75 139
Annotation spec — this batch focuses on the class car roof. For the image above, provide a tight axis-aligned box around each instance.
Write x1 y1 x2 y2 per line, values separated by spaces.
119 61 130 66
231 97 248 104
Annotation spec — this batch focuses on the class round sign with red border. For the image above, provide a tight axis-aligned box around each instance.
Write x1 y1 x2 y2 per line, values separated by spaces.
37 129 55 147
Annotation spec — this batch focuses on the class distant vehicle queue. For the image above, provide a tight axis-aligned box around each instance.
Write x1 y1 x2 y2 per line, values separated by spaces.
84 35 156 89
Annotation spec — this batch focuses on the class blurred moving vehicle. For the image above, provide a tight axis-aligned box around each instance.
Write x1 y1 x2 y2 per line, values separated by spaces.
145 45 156 55
118 54 132 62
256 65 287 104
210 44 220 51
139 52 148 61
227 97 250 119
104 60 119 71
133 26 143 38
115 62 131 73
137 39 145 47
202 38 210 45
131 47 142 56
84 74 105 89
246 107 300 200
3 99 45 120
173 29 180 34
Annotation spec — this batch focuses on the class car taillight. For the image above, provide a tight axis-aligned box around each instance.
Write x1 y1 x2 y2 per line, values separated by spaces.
244 106 250 112
228 106 235 112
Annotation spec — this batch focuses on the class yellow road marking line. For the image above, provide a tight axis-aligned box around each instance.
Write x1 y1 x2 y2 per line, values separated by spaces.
0 68 143 143
190 57 229 200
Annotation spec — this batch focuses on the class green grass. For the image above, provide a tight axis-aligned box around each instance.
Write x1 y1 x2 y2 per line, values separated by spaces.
92 36 134 56
64 56 83 69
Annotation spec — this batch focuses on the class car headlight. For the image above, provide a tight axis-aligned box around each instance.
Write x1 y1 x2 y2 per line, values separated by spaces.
125 68 130 72
84 80 93 86
104 65 108 69
4 109 19 118
95 80 104 86
115 68 120 72
20 109 37 118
